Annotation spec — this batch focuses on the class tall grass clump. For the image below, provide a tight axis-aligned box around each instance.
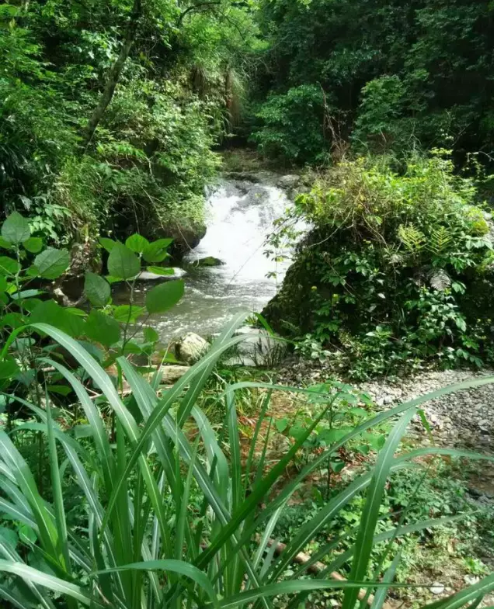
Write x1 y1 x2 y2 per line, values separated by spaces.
0 317 494 608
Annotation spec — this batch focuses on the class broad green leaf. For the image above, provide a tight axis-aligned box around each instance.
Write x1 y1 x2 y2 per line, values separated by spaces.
99 237 117 253
10 289 44 300
146 266 175 276
85 310 121 347
84 272 111 308
0 257 20 276
0 312 24 328
146 280 184 314
0 237 12 250
34 248 70 280
143 327 159 343
0 527 17 549
143 238 173 263
31 301 83 338
22 298 42 313
46 385 72 396
0 277 7 292
22 237 43 254
125 234 149 254
108 243 140 280
2 212 30 245
113 305 145 323
121 341 143 354
0 356 20 380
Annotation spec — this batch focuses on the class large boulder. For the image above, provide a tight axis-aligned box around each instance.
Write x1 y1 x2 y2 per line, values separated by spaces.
175 333 209 364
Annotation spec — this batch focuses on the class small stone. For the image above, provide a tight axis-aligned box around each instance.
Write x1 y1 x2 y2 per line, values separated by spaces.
160 365 190 384
430 583 445 595
175 333 209 364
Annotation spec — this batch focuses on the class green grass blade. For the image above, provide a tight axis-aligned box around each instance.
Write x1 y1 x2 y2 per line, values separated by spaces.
214 579 412 609
341 409 417 609
95 559 220 609
45 398 71 575
0 559 103 607
0 430 59 560
42 357 115 490
369 553 401 609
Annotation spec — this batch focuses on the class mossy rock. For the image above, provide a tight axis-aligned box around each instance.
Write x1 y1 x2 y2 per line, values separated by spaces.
196 256 225 267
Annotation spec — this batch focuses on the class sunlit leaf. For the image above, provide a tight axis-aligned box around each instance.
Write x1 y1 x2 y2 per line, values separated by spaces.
108 243 140 280
1 212 30 245
22 237 43 254
0 257 20 276
85 310 121 347
125 234 150 254
143 238 173 263
84 272 111 308
34 248 70 280
146 280 184 314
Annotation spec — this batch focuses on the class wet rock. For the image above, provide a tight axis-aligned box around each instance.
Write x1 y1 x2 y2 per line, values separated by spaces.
196 256 225 267
160 365 190 384
277 175 300 190
225 171 261 183
137 269 186 281
176 333 209 364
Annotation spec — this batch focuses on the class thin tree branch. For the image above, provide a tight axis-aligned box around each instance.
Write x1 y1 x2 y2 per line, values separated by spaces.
83 0 142 148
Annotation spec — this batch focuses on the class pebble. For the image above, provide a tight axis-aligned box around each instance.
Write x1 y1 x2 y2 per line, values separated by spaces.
430 583 445 595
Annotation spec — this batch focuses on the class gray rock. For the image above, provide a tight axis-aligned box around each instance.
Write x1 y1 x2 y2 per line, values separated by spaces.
137 269 186 281
277 174 300 190
175 333 209 364
160 365 191 384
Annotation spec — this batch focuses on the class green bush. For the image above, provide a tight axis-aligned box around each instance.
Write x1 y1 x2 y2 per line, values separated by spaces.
251 85 330 165
264 152 494 378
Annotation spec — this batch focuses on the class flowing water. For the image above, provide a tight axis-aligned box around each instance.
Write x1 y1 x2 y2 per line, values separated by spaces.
128 177 295 340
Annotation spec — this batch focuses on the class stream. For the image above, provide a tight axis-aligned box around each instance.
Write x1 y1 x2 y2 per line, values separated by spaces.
123 177 296 340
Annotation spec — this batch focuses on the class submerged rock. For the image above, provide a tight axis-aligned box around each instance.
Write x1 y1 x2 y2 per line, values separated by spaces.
175 333 209 364
195 256 225 267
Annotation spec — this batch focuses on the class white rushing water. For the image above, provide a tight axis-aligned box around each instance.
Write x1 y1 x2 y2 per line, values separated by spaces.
144 178 296 339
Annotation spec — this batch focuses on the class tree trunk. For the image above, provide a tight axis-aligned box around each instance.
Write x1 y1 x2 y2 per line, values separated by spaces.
83 0 142 148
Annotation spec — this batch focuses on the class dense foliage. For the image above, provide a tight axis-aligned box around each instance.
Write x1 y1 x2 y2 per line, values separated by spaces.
252 0 494 163
265 153 494 378
0 0 258 258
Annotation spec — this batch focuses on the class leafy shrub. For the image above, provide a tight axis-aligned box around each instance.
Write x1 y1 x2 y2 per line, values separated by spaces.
264 152 494 378
1 318 494 607
0 211 183 398
251 85 330 165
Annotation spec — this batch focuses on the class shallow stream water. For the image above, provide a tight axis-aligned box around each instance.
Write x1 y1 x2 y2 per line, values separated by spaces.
120 177 296 340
